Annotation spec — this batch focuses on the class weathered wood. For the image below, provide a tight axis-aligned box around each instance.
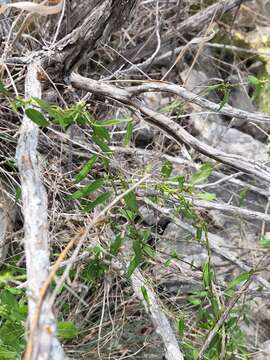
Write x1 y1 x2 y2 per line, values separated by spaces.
16 62 66 360
70 73 270 183
53 0 138 71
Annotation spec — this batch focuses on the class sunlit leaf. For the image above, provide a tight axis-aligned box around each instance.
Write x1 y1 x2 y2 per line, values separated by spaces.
227 272 250 290
57 321 79 340
190 163 213 185
260 237 270 248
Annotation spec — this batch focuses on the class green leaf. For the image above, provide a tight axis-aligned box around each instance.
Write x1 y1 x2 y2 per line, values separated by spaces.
196 192 216 201
127 256 141 278
211 298 220 319
97 117 132 127
260 237 270 248
110 235 123 256
32 97 52 111
71 178 104 200
15 187 21 203
160 100 182 113
83 191 112 212
57 321 79 340
75 155 98 183
161 160 173 178
177 176 185 192
177 318 185 337
25 108 50 127
92 134 111 154
195 226 203 241
187 296 201 306
81 252 107 282
203 261 211 289
133 239 142 259
248 75 260 86
124 121 133 146
190 163 213 185
124 191 138 213
141 285 150 306
0 346 18 359
227 272 250 290
0 81 8 96
143 244 155 258
93 125 110 141
218 87 230 111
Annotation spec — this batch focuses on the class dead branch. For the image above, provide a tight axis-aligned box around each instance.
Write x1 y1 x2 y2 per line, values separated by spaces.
15 61 66 360
70 74 270 183
130 267 184 360
125 82 270 125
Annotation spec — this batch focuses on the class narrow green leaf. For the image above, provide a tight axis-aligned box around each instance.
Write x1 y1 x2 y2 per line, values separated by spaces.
124 191 138 213
143 244 155 258
227 272 250 289
15 187 21 203
32 97 52 111
93 125 110 141
190 163 213 185
161 160 173 178
75 155 98 183
141 285 150 306
57 321 78 340
25 108 50 127
124 121 133 146
71 178 104 200
177 318 185 337
195 226 203 241
92 134 111 154
83 191 112 212
0 81 8 95
218 88 230 111
133 239 142 259
127 256 140 278
203 261 210 288
196 192 216 201
110 235 124 256
177 176 185 192
97 117 132 127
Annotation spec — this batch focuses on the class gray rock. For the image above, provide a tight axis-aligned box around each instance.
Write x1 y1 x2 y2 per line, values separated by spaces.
139 205 156 226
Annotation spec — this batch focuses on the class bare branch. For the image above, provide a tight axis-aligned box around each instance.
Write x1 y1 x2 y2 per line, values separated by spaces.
131 268 184 360
16 61 66 360
70 74 270 183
